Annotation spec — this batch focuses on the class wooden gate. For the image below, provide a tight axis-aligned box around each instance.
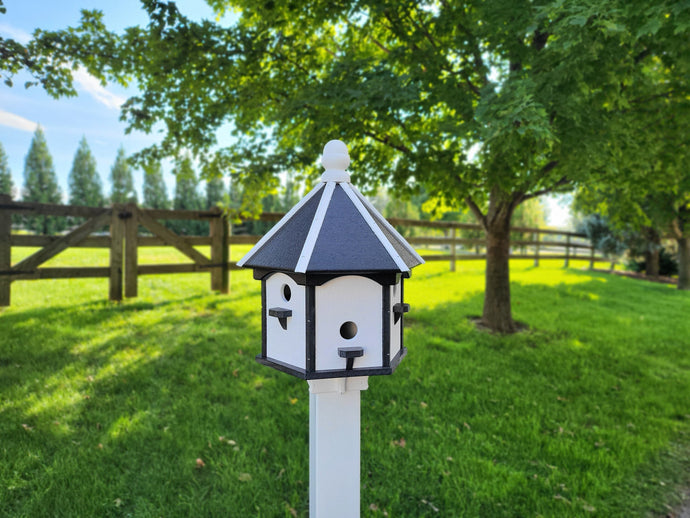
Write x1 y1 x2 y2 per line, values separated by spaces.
0 194 231 307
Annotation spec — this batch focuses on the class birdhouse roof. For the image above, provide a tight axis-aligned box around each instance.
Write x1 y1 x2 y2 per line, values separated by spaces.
237 174 424 275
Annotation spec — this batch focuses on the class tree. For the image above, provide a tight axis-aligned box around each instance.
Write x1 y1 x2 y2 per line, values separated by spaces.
0 142 13 197
142 161 169 209
170 155 206 235
15 1 690 330
574 37 690 289
576 213 628 258
22 126 64 235
205 177 224 210
68 136 104 207
110 146 137 205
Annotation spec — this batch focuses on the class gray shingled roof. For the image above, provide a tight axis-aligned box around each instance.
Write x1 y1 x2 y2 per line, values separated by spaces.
237 180 424 274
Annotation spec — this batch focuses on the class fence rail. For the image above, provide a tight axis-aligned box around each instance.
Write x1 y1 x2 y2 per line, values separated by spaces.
0 195 607 307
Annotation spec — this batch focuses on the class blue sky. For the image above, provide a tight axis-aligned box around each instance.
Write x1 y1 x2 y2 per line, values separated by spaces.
0 1 571 226
0 0 220 203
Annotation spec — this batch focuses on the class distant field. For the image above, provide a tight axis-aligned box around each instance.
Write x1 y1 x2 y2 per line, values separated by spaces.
1 253 689 517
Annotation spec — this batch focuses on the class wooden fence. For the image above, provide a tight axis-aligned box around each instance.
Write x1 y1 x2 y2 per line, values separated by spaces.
0 194 605 307
386 216 603 271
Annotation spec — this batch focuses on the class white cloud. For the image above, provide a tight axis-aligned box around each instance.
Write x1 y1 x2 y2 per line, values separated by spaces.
0 22 32 44
0 110 38 132
73 67 126 110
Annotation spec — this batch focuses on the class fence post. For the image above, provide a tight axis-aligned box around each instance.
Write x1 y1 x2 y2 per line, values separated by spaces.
210 208 230 293
125 204 138 298
109 206 124 302
589 242 595 269
564 234 570 267
450 227 456 272
0 194 11 307
533 231 540 267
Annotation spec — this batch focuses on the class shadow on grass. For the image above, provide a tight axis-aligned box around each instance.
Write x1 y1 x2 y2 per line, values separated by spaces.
0 294 311 517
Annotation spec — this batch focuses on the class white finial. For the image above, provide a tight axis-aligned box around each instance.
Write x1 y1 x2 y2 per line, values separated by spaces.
320 140 351 183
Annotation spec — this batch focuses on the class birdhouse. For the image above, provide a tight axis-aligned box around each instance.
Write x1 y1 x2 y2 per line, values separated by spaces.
237 140 424 380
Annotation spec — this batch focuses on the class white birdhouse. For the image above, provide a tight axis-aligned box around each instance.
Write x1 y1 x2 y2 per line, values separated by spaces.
237 140 424 379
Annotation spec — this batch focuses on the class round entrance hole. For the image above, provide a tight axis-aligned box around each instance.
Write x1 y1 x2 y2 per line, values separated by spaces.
340 321 358 340
282 284 292 302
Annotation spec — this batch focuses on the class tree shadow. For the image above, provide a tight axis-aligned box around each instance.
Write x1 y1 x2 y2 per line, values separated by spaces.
0 294 311 517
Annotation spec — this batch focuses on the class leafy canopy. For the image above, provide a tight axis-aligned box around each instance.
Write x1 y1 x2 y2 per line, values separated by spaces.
16 0 687 216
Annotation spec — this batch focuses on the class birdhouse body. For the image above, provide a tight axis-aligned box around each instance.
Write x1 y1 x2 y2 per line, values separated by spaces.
264 272 306 370
315 275 382 372
239 140 423 380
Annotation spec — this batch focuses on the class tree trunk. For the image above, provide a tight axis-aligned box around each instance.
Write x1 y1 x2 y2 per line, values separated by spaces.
645 249 660 278
678 237 690 290
483 213 515 333
644 227 660 278
468 187 518 334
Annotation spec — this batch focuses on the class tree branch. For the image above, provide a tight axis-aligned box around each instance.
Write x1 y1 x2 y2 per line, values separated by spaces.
401 7 440 50
362 130 412 155
464 195 487 231
522 174 572 201
346 20 392 55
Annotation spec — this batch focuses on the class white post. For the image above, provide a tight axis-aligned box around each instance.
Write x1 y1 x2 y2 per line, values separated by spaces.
308 376 369 518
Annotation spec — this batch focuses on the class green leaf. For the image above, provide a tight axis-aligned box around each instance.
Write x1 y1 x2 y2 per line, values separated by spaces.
568 15 588 27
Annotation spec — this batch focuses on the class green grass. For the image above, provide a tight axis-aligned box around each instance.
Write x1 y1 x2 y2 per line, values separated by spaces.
1 250 689 517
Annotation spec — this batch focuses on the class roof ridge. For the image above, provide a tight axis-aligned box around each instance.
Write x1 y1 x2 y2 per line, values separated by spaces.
295 181 336 273
350 187 425 266
340 183 410 273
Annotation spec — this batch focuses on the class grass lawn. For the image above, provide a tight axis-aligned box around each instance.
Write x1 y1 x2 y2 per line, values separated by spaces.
1 248 689 517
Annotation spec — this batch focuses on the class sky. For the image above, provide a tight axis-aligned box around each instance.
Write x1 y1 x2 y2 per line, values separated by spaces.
0 0 221 204
0 1 572 228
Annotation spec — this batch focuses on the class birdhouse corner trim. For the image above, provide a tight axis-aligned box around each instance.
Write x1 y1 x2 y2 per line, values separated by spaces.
295 181 337 273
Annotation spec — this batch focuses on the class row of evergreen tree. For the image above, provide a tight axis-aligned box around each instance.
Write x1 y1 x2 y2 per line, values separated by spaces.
1 128 549 238
0 127 227 235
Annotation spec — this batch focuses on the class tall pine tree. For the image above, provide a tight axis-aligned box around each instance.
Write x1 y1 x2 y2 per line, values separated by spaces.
22 126 64 235
171 156 205 235
205 177 224 210
68 136 104 207
110 146 137 204
142 161 169 209
0 142 13 197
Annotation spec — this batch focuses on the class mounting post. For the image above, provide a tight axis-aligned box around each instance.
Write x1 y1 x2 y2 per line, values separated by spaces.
308 376 368 518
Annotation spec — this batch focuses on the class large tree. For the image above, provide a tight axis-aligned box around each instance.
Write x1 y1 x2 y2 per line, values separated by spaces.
205 177 225 210
575 30 690 289
142 161 169 209
14 0 690 330
0 142 13 197
170 155 206 235
68 136 104 207
109 146 138 205
22 127 64 235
